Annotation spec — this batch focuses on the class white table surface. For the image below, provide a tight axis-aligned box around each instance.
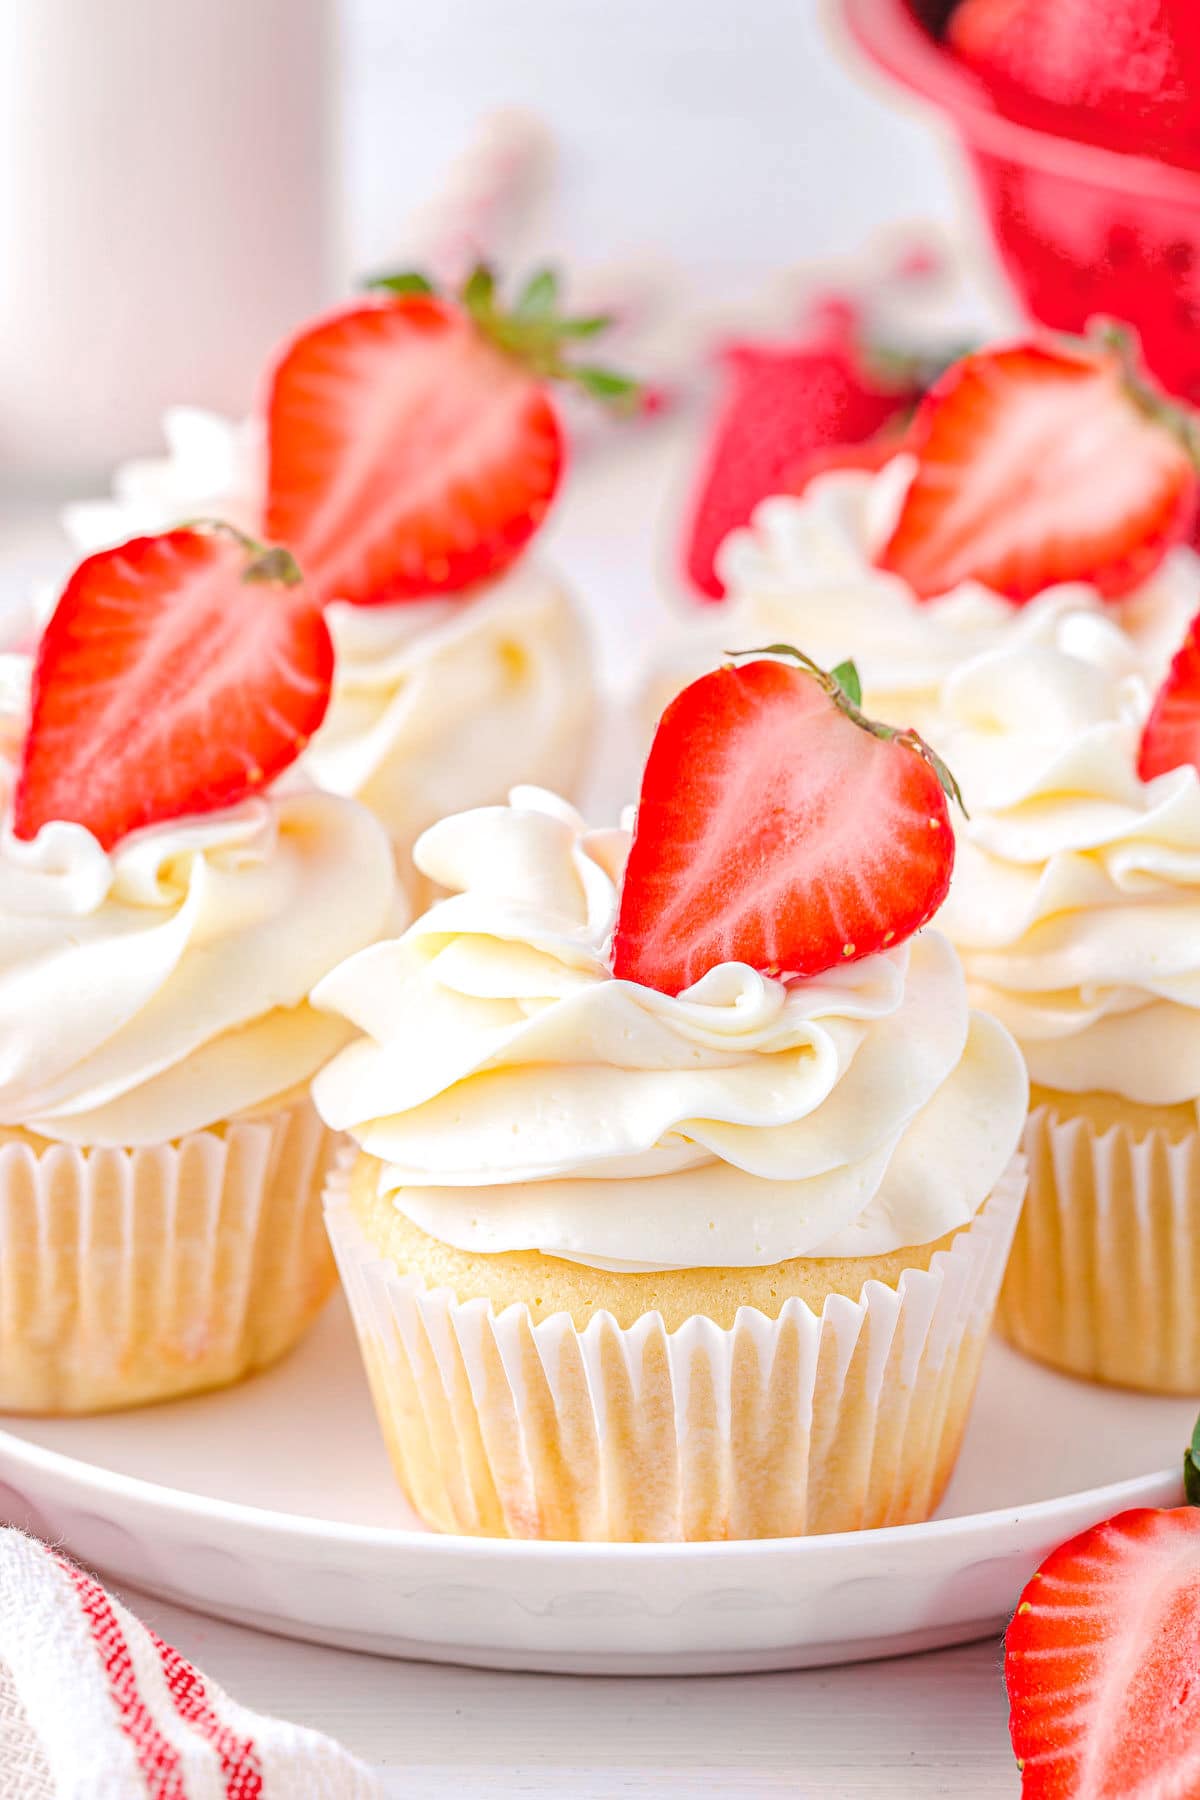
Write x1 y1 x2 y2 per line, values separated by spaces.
0 393 1028 1796
122 1588 1022 1797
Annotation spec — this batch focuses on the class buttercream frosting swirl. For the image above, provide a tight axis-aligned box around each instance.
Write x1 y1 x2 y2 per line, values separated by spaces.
0 763 398 1144
61 410 594 867
935 608 1200 1107
655 458 1199 738
312 787 1027 1270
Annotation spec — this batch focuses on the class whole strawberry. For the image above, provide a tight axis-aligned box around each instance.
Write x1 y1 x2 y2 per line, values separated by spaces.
681 315 918 601
264 266 636 610
949 0 1200 169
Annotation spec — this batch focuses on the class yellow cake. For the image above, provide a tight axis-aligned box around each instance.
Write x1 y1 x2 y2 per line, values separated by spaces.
935 611 1200 1391
314 783 1029 1542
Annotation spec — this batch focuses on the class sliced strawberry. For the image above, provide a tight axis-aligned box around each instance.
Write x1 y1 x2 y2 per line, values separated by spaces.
610 653 957 996
682 330 915 601
875 338 1199 604
264 266 636 608
12 527 333 851
1138 609 1200 780
778 427 909 497
949 0 1200 170
1006 1505 1200 1798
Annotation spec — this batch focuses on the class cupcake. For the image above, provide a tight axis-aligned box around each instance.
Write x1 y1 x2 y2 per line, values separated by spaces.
936 604 1200 1392
313 651 1028 1541
651 336 1200 740
0 524 397 1413
62 268 636 905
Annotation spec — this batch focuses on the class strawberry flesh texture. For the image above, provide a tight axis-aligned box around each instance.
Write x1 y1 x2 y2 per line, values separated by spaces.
1006 1506 1200 1798
1139 610 1200 781
949 0 1200 170
12 530 333 851
875 341 1198 604
683 335 913 600
611 659 953 996
264 295 562 608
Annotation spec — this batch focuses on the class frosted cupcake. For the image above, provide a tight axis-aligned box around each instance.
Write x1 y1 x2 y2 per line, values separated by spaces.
314 651 1028 1541
652 337 1200 740
63 268 635 905
0 524 396 1413
936 605 1200 1391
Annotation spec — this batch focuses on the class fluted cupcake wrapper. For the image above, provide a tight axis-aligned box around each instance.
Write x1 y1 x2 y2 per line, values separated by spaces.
999 1101 1200 1393
0 1100 340 1415
325 1157 1026 1542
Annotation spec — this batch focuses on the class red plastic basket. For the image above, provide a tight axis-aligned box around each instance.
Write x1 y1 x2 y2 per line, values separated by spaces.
842 0 1200 402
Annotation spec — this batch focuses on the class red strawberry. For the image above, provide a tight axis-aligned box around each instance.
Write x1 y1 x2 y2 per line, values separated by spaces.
264 266 636 609
1005 1505 1200 1797
12 526 333 851
682 331 914 601
1138 609 1200 780
610 652 958 996
778 427 909 498
875 337 1199 604
949 0 1200 169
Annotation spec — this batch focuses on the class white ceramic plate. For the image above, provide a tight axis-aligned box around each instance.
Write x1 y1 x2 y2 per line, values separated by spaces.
0 1296 1192 1674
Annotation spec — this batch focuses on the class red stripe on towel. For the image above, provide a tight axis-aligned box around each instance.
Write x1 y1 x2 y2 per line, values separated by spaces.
150 1628 263 1799
57 1558 186 1800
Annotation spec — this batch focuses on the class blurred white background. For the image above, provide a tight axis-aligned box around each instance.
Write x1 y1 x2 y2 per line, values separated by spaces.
342 0 958 282
0 0 966 491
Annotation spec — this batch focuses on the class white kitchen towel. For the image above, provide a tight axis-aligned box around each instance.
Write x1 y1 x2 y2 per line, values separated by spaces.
0 1529 382 1800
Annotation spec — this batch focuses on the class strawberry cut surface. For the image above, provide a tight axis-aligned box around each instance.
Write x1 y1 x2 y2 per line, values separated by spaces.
264 294 563 608
875 339 1199 604
1006 1505 1200 1799
12 528 333 851
611 656 955 996
1139 610 1200 782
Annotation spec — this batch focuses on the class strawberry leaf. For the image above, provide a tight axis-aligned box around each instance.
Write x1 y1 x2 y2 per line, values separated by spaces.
364 271 436 296
569 366 640 403
516 267 559 318
831 659 862 707
1186 1411 1200 1506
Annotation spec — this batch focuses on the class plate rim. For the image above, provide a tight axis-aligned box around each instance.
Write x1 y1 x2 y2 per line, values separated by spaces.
0 1417 1181 1562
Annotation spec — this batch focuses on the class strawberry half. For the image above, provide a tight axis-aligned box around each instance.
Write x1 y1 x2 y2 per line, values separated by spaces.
1006 1505 1200 1798
610 651 958 996
12 526 333 851
875 336 1200 604
1138 609 1200 781
264 266 636 609
681 325 916 601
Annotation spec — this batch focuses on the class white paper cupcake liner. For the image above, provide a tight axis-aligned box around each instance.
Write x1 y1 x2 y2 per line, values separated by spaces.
0 1100 340 1414
1000 1099 1200 1392
325 1156 1026 1541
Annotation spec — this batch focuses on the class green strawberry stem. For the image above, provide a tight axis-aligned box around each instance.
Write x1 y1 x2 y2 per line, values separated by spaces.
364 262 641 412
175 518 303 588
1184 1412 1200 1505
725 643 967 816
1087 319 1200 470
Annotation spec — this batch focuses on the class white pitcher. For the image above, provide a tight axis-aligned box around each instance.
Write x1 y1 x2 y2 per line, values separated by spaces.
0 0 335 487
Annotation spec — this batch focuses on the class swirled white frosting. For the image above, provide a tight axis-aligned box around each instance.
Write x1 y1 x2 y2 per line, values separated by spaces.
935 608 1200 1108
0 771 399 1146
62 410 595 875
312 787 1027 1270
653 458 1199 738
